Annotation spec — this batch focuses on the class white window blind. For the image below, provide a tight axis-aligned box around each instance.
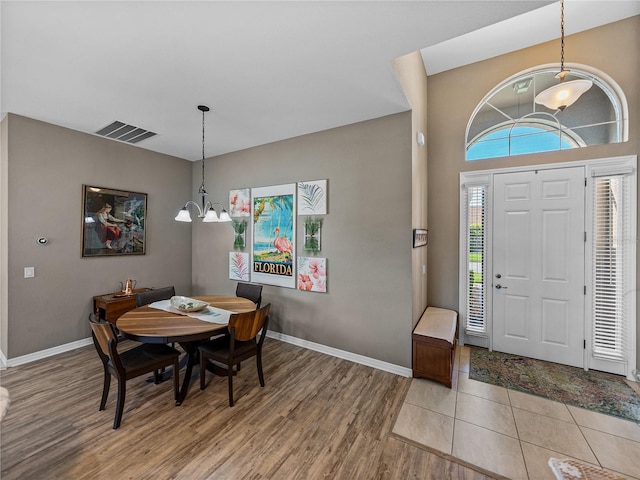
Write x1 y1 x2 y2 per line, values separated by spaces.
592 175 630 361
465 185 487 334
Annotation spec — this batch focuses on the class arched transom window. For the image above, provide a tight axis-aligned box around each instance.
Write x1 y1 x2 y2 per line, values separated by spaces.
466 66 627 161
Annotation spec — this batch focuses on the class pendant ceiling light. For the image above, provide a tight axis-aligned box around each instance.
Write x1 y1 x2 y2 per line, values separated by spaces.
534 0 592 111
175 105 231 223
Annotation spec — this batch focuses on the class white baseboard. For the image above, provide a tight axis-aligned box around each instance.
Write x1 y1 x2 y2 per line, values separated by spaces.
1 332 412 378
1 338 93 368
266 331 412 378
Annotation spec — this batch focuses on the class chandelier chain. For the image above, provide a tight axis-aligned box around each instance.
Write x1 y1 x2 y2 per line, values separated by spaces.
199 107 207 199
560 0 565 71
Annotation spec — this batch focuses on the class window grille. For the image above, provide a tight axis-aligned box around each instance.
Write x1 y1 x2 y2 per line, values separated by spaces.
466 68 627 161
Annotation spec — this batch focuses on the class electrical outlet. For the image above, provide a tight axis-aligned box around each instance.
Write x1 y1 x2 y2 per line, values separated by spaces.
24 267 35 278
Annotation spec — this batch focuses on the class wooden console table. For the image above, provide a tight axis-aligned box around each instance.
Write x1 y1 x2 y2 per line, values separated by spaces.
93 288 150 324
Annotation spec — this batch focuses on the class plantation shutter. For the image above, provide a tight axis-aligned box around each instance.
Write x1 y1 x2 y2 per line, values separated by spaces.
464 185 487 334
592 171 632 361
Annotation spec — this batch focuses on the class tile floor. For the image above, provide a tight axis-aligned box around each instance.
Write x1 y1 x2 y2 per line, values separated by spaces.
392 346 640 480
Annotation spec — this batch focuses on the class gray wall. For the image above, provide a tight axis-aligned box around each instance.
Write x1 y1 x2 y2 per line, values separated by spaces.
427 17 640 369
191 113 414 368
1 114 193 358
1 112 415 369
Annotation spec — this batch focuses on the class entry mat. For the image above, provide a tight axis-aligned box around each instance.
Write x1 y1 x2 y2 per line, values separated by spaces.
469 348 640 422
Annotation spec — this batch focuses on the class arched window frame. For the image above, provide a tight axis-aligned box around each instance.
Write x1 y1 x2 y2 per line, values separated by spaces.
465 64 628 161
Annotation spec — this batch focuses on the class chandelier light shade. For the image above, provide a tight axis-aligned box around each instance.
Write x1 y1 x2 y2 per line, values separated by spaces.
534 0 592 111
534 78 593 110
175 105 231 223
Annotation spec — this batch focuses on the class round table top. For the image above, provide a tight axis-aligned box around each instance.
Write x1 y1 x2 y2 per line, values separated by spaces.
117 295 256 344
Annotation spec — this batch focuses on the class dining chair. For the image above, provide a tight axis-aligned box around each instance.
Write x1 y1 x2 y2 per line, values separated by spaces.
89 316 180 429
198 303 271 406
135 286 176 307
135 286 178 354
235 282 262 308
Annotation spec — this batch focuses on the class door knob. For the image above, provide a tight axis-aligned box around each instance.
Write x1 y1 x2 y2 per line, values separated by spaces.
495 284 507 289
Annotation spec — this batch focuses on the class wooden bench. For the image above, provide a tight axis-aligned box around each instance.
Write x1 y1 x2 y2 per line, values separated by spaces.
412 307 458 388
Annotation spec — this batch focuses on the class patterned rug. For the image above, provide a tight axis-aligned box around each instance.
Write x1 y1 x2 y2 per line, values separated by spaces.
469 348 640 422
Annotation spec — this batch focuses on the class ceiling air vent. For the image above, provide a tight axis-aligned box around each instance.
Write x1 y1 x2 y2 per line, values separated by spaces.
95 121 157 144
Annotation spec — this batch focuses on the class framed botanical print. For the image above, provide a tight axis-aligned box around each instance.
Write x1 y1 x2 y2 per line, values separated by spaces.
81 185 147 257
229 252 250 281
297 179 327 215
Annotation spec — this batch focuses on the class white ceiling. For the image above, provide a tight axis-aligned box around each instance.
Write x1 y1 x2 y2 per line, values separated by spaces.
2 1 638 160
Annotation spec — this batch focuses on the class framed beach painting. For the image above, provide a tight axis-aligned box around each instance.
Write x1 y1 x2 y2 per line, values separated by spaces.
81 185 147 257
251 184 296 288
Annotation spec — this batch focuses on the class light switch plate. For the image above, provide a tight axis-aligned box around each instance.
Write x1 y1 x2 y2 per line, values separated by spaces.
24 267 35 278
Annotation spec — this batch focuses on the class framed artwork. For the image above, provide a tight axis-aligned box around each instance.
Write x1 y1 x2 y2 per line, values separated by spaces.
413 228 428 248
298 257 327 293
303 217 322 253
82 185 147 257
229 188 251 217
232 219 247 250
229 252 250 281
252 183 296 288
297 179 327 215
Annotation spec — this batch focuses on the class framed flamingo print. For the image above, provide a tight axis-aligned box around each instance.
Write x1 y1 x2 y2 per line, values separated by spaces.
251 183 296 288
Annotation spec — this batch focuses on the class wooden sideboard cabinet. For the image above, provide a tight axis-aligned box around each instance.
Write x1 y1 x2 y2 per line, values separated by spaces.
93 288 150 324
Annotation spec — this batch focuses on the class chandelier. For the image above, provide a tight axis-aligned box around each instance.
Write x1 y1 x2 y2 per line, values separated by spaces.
175 105 231 223
534 0 592 111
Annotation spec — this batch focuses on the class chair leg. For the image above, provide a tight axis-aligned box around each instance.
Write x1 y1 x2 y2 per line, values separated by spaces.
257 351 265 387
172 357 180 403
100 369 111 411
227 363 234 407
153 369 161 384
113 377 126 429
199 353 207 390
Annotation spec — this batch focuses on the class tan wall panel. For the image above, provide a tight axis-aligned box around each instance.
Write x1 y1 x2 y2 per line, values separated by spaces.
427 17 639 366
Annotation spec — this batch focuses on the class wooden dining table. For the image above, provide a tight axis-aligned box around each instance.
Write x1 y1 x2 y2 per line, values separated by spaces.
117 295 256 405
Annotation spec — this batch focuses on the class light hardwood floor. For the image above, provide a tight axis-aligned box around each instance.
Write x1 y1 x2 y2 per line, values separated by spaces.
0 339 493 480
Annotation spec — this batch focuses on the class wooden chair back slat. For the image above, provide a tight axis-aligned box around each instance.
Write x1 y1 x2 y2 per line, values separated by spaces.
89 319 116 357
135 286 175 307
235 282 263 308
228 304 270 341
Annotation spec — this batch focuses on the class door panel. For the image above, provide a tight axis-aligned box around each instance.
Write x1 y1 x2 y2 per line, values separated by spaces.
504 295 529 339
493 167 585 367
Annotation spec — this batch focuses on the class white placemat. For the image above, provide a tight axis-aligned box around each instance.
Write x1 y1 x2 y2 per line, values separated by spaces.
148 299 231 324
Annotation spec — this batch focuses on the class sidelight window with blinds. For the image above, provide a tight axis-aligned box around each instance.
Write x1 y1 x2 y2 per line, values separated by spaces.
592 173 632 362
464 185 487 334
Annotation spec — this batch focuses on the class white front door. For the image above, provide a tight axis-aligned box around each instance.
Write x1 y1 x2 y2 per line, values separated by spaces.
492 167 585 367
